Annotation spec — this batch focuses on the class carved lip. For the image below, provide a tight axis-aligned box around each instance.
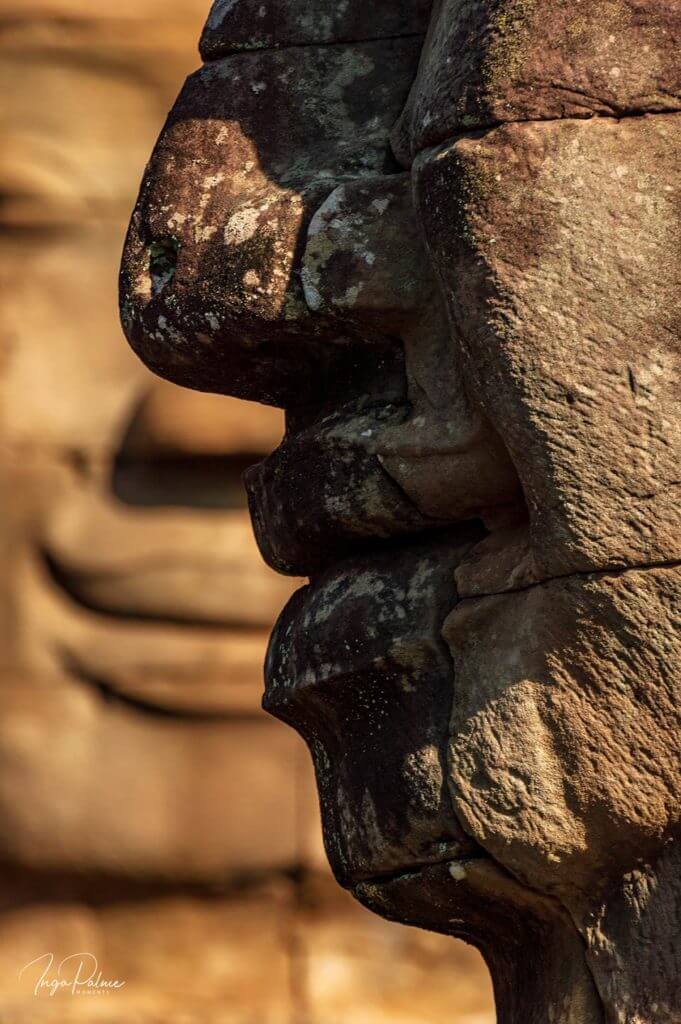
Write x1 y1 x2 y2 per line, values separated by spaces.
244 402 467 578
263 525 481 714
352 854 489 891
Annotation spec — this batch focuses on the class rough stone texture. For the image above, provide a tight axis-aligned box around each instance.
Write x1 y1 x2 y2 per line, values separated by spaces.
416 113 681 579
301 174 434 331
3 3 495 1022
121 38 424 405
200 0 432 60
356 860 604 1024
393 0 681 163
444 568 681 901
265 533 482 885
120 1 681 1022
249 173 519 575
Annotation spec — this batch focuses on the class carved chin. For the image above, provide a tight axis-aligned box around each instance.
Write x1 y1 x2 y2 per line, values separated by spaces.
263 530 483 888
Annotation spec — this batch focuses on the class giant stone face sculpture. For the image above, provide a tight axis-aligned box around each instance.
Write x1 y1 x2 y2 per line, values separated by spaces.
121 2 681 1021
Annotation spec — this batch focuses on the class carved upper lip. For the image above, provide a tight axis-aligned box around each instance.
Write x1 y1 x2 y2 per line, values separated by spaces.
245 395 520 578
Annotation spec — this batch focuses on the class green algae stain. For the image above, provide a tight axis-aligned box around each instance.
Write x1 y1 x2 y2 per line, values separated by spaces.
483 0 539 95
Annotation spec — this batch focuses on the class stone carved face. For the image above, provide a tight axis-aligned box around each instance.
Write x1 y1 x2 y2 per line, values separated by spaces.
1 226 303 877
121 0 681 1013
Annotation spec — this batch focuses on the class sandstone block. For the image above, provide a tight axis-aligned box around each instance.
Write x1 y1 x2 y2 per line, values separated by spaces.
415 113 681 577
394 0 681 163
444 566 681 898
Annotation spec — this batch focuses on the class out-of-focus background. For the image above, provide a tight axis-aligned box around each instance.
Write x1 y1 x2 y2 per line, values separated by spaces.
0 3 495 1021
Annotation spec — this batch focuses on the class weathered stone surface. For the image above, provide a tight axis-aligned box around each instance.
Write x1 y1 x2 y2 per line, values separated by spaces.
416 113 681 578
444 565 681 1018
2 5 498 1022
394 0 681 163
246 396 436 576
265 533 482 886
200 0 432 59
119 1 681 1020
444 567 681 901
121 38 423 405
246 364 518 576
249 170 520 574
356 860 603 1024
302 174 433 330
454 520 539 597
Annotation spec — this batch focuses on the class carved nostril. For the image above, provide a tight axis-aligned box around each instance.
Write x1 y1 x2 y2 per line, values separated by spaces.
148 237 179 297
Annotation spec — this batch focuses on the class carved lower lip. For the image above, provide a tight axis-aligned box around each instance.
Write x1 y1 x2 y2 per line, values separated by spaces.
263 525 481 714
263 530 484 884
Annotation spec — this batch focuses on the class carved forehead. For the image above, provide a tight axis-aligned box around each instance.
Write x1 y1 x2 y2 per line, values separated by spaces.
200 0 433 59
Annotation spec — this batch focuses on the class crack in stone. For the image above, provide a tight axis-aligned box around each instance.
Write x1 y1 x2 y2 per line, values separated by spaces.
458 556 681 603
202 31 426 63
407 105 681 163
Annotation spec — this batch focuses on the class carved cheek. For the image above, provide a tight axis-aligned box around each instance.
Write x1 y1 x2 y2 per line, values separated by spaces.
444 570 681 899
413 116 681 580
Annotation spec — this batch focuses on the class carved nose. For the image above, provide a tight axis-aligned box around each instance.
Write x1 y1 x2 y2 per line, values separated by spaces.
118 77 336 408
119 40 425 406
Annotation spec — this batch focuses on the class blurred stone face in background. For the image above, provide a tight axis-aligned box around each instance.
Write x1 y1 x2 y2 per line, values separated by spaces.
1 0 302 884
0 2 493 1021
